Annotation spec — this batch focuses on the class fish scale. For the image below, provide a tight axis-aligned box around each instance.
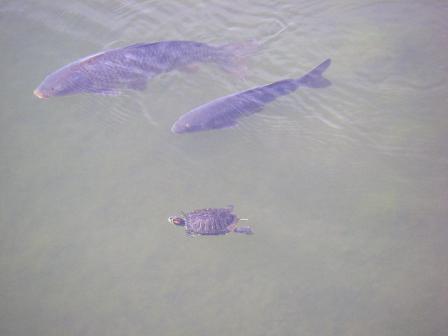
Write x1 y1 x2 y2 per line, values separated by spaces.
171 59 332 133
34 40 256 98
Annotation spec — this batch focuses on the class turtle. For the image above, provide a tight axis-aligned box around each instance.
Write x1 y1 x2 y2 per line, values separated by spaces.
168 206 253 236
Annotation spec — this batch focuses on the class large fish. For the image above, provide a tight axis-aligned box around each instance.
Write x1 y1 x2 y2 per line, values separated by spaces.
171 59 332 134
34 40 256 98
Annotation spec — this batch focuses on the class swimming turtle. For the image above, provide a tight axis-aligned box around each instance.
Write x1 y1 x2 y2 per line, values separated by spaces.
168 206 253 236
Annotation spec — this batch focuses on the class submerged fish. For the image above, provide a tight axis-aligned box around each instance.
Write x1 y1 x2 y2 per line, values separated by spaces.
34 40 256 98
171 59 332 134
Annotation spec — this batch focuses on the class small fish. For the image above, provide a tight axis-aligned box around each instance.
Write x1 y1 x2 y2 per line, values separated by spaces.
171 59 332 134
33 40 256 98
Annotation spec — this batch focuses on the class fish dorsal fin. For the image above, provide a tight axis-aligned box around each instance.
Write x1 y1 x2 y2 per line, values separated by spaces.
77 51 108 67
124 42 158 50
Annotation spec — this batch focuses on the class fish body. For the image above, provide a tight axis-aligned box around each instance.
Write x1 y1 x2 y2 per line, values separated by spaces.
171 59 332 134
34 40 255 98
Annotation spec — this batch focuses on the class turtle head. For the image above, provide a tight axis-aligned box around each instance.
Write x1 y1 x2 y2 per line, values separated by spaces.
168 216 185 226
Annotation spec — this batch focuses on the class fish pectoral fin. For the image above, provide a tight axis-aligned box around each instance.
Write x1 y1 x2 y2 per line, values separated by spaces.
178 63 201 73
91 88 122 96
127 77 148 91
210 118 238 130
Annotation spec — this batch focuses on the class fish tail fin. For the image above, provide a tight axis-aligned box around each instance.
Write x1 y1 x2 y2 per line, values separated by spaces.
217 39 258 78
297 59 332 88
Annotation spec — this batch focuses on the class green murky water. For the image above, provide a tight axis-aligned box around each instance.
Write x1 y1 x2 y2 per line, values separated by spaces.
1 1 447 335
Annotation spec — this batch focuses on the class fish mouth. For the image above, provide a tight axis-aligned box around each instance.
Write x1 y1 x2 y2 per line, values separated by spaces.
170 123 185 134
33 89 48 99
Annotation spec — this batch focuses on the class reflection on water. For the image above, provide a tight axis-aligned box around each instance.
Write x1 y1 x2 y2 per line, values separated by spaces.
1 1 448 335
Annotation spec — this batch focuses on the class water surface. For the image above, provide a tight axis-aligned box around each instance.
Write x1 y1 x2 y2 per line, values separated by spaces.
1 1 448 335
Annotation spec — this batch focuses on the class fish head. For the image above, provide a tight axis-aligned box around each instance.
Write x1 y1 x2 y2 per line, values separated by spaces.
171 114 208 134
172 103 240 133
171 120 205 134
172 115 238 133
34 66 91 98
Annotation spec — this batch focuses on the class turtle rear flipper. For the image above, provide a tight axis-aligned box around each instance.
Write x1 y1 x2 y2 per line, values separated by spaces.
234 226 253 234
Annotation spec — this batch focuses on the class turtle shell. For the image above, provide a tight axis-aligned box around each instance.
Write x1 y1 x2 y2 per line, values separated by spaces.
185 207 237 235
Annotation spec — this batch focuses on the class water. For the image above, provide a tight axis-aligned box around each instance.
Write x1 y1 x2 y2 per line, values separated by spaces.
1 1 448 335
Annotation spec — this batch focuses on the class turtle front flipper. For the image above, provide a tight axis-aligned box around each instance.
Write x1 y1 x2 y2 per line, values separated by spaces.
185 229 196 237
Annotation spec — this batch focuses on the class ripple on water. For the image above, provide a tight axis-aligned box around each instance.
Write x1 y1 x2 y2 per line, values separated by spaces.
9 0 446 163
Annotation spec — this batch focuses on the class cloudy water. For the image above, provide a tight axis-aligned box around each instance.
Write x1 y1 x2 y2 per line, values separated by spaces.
1 1 448 335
